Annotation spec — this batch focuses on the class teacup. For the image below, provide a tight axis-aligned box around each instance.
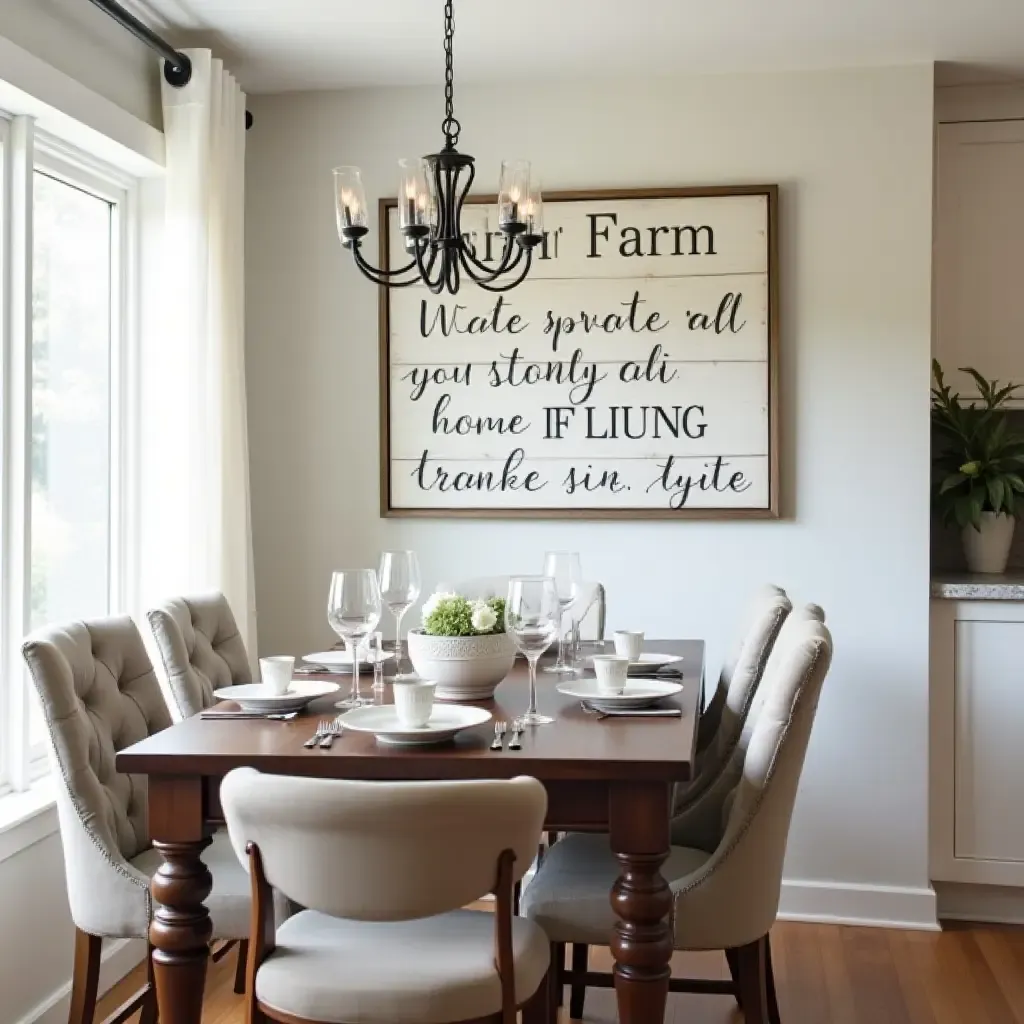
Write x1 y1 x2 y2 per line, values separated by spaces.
393 680 437 728
259 656 295 696
592 655 629 695
613 630 645 662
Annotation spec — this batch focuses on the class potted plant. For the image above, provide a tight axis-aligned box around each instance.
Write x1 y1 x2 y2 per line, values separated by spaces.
932 361 1024 573
407 592 516 701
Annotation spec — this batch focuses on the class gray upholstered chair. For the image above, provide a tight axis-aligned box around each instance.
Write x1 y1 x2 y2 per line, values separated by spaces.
147 591 252 719
522 616 834 1024
221 770 552 1024
21 616 283 1023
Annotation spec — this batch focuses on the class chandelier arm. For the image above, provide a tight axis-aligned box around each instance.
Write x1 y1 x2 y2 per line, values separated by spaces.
351 245 422 287
414 239 448 294
459 246 534 293
459 234 521 281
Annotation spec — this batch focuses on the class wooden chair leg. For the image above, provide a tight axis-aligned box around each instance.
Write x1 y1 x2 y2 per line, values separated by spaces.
725 947 743 1008
522 967 553 1024
136 942 158 1024
68 929 102 1024
765 934 782 1024
569 943 589 1019
513 881 522 916
734 937 771 1024
234 939 249 995
549 943 564 1016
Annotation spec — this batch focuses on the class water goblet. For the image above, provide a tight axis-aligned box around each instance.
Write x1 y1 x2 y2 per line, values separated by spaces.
378 550 421 679
327 569 382 708
542 551 582 673
505 575 561 726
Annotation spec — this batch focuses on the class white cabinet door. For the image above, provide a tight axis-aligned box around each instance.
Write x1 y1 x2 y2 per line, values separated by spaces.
935 121 1024 391
931 601 1024 885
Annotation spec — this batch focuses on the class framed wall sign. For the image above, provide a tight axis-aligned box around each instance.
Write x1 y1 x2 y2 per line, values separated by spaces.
378 185 779 519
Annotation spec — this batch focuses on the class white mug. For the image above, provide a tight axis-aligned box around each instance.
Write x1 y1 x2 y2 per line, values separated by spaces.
613 630 645 662
393 680 437 728
592 655 629 695
259 656 295 696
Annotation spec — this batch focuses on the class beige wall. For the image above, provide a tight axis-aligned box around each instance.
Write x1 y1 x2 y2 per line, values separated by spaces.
245 64 937 925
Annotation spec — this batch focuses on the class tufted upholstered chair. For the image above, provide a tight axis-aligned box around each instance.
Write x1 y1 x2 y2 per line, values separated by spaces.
147 591 252 719
21 616 282 1024
523 617 834 1024
222 770 552 1024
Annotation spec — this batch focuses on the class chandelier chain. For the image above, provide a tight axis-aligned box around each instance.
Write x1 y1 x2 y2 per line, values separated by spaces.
441 0 461 148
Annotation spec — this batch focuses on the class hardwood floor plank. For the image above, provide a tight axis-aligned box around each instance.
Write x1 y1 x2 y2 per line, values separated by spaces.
887 930 938 1024
842 925 912 1024
960 931 1019 1024
974 928 1024 1024
816 924 860 1024
775 922 831 1022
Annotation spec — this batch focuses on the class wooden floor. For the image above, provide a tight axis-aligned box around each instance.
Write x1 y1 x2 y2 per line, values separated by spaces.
100 921 1024 1024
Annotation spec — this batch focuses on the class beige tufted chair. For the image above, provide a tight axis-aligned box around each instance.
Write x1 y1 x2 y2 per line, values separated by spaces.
222 770 552 1024
523 617 834 1024
21 616 281 1024
147 592 252 719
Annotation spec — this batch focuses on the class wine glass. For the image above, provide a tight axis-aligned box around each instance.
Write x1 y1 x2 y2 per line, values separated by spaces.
327 570 382 708
542 551 582 673
378 550 421 679
505 576 561 726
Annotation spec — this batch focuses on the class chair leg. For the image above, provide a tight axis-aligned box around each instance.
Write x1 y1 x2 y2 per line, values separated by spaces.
725 947 743 1008
568 943 589 1019
734 937 771 1024
137 941 158 1024
68 929 101 1024
522 967 554 1024
513 881 522 916
765 934 782 1024
234 939 249 995
549 943 564 1017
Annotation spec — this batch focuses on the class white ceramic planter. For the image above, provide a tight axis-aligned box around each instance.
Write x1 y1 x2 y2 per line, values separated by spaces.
407 629 516 701
963 512 1016 574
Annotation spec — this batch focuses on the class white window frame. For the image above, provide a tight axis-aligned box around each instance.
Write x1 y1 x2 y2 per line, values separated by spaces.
0 114 139 798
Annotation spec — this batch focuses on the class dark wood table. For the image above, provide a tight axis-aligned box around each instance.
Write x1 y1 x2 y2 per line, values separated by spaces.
117 639 703 1024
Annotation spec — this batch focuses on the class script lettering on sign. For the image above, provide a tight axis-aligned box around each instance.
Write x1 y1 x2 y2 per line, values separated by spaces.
379 187 778 519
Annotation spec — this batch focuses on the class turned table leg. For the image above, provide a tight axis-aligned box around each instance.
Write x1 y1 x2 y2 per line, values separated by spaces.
147 777 213 1024
609 781 673 1024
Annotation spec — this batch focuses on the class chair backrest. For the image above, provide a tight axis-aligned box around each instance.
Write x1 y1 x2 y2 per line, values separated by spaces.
672 616 833 948
221 769 547 921
147 592 251 718
698 585 792 755
22 617 171 862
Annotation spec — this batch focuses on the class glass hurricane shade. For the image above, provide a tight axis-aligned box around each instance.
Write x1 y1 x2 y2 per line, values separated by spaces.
333 166 368 237
498 159 531 232
398 158 432 234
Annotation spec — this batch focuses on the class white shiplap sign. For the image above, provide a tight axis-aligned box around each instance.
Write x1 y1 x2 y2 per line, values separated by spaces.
380 187 778 519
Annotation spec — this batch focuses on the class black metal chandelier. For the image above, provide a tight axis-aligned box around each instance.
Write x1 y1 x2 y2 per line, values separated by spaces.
333 0 543 295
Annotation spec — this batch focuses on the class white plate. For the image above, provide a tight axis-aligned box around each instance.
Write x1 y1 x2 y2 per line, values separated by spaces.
590 652 683 674
339 704 492 746
213 680 339 713
557 677 683 711
303 649 395 672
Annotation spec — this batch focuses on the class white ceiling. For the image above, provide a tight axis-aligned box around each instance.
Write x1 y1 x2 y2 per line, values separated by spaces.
132 0 1024 94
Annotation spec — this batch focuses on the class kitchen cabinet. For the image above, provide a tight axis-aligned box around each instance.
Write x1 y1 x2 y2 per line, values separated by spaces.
931 599 1024 885
934 120 1024 391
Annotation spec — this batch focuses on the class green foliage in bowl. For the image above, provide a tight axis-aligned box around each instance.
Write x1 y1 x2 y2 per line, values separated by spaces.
932 360 1024 530
421 593 507 637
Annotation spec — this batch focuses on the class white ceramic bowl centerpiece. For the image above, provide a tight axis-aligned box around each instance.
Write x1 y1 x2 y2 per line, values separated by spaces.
407 591 515 701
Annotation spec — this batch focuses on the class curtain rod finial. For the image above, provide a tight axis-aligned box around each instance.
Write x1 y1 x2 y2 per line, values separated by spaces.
163 55 192 88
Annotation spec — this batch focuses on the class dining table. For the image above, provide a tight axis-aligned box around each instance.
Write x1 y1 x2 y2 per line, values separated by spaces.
116 638 704 1024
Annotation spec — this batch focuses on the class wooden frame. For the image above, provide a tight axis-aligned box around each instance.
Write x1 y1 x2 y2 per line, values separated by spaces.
378 184 780 520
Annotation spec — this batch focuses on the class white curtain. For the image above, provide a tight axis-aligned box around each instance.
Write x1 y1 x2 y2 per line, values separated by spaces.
139 50 257 663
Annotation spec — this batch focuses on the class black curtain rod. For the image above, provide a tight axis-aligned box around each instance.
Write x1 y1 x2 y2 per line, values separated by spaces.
85 0 253 129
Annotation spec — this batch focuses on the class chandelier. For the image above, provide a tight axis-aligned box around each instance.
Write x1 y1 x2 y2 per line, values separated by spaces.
333 0 543 295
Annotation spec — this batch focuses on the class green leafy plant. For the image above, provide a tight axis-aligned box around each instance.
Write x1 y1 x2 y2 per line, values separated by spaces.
421 593 506 637
932 360 1024 530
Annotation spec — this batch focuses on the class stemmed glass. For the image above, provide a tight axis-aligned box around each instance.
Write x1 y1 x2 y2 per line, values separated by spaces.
505 576 561 726
327 570 382 708
378 550 421 679
542 551 582 673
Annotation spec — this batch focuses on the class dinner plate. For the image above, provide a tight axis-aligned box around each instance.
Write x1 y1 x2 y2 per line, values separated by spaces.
557 677 683 711
338 704 492 746
303 649 395 672
212 680 339 713
589 652 683 675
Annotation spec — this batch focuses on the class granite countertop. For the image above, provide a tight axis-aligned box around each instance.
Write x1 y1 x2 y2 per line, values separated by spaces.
931 572 1024 600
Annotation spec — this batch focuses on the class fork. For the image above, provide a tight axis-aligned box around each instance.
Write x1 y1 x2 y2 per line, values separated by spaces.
507 719 523 751
490 721 507 751
319 717 345 749
304 719 329 748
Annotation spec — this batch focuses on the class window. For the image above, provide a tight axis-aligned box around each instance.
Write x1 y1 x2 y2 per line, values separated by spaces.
0 117 134 796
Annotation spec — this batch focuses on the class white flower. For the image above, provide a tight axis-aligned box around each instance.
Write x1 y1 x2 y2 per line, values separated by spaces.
422 591 457 624
471 600 497 633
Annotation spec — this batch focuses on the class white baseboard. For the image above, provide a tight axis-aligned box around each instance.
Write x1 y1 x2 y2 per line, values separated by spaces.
17 937 146 1024
778 879 939 930
936 881 1024 925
